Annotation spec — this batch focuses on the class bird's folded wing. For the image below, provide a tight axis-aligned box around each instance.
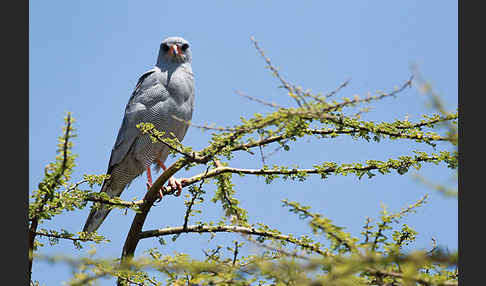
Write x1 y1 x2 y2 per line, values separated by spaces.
107 69 169 170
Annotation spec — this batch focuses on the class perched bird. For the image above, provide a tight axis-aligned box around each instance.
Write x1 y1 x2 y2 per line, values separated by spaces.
83 36 195 233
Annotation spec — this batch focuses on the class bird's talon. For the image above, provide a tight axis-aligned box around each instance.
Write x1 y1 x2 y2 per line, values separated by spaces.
168 177 184 196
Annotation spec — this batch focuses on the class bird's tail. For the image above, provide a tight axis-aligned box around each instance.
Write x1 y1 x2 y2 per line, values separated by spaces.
82 180 115 233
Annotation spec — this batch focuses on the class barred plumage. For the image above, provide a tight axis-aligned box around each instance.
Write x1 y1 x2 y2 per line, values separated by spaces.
83 37 195 233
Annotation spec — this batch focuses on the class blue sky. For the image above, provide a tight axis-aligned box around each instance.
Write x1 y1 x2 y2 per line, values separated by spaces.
30 1 457 285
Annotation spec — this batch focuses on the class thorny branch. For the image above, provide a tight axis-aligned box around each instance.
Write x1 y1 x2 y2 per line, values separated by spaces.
365 269 457 286
236 90 282 109
232 241 239 265
242 237 457 286
85 196 144 207
29 113 73 282
118 160 189 286
35 231 92 242
251 37 300 105
325 78 351 98
156 152 455 196
182 165 210 230
139 225 331 257
322 75 413 113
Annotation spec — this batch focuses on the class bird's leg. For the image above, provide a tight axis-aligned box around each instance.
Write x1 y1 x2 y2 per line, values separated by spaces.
146 167 157 197
146 167 153 190
146 165 166 201
156 159 184 197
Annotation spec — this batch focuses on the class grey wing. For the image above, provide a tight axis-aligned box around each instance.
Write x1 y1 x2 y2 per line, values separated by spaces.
107 69 166 170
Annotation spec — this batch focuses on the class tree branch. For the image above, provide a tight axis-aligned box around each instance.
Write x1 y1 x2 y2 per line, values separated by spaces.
366 268 458 286
29 113 73 283
251 37 301 106
325 79 351 99
159 152 455 194
118 158 191 285
85 196 144 207
322 76 413 112
139 224 331 257
35 231 93 243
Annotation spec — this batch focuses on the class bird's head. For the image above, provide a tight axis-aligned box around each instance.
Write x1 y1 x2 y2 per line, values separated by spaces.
157 37 192 65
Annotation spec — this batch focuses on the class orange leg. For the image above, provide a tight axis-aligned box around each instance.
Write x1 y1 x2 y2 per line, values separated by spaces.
146 166 165 201
146 167 153 189
156 159 184 196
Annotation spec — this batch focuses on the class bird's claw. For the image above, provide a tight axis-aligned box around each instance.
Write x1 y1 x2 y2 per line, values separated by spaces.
168 177 185 197
168 177 180 196
148 177 185 202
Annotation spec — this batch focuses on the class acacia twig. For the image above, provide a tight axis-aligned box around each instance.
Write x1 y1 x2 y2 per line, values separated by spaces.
118 159 191 286
366 268 458 286
323 75 413 113
85 196 144 207
236 91 282 109
29 113 73 283
160 153 454 194
232 241 239 265
251 37 303 107
182 165 210 230
326 78 351 99
139 224 331 257
35 232 93 242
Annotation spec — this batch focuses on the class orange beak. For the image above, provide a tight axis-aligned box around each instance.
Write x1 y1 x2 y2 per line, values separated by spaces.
169 45 179 56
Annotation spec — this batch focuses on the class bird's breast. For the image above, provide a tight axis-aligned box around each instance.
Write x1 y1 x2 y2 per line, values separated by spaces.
167 72 194 104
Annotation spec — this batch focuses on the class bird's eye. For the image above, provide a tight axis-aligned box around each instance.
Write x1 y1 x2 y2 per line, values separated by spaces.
181 43 189 51
161 44 169 52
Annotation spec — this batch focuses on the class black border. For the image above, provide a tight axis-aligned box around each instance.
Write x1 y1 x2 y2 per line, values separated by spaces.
3 0 29 284
459 1 477 285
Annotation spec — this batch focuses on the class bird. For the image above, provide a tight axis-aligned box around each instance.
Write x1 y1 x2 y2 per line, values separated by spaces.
83 36 195 233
